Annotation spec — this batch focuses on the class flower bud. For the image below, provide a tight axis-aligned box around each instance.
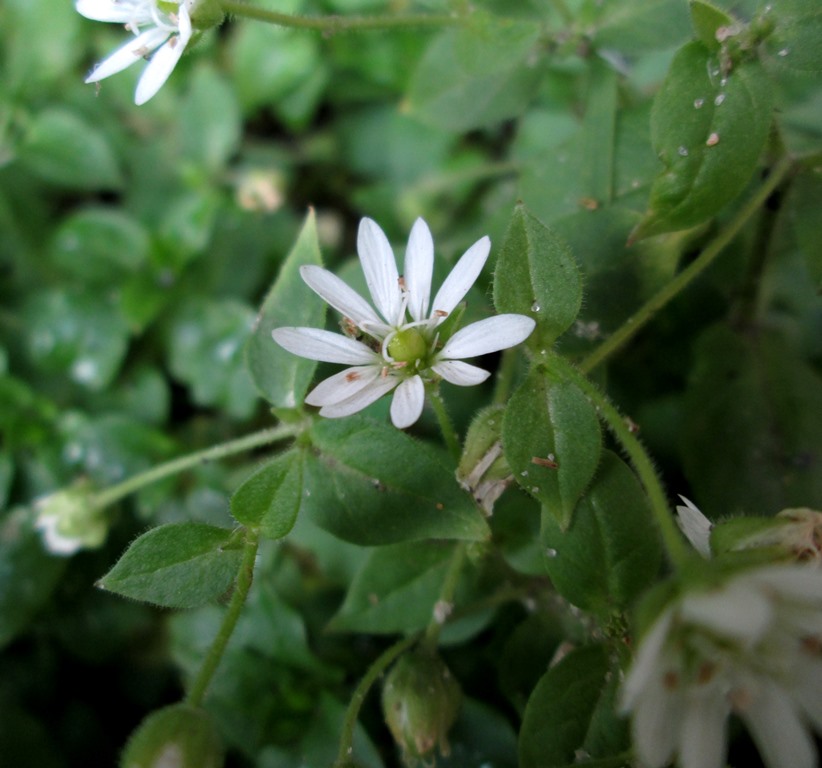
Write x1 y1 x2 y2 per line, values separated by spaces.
712 507 822 564
382 650 462 767
120 704 224 768
33 481 107 556
188 0 225 31
457 405 512 516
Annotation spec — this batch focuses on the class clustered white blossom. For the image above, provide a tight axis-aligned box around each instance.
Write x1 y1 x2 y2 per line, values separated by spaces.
33 486 107 556
273 218 535 429
621 564 822 768
76 0 194 104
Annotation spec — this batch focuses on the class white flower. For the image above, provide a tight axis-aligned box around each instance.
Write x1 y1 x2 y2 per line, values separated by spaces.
676 496 713 557
621 564 822 768
77 0 194 105
33 485 107 556
272 217 535 429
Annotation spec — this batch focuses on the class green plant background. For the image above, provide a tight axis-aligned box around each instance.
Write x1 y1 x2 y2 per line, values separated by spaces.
1 0 821 766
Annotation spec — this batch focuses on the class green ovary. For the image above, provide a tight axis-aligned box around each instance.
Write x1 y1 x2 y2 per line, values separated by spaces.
388 328 428 365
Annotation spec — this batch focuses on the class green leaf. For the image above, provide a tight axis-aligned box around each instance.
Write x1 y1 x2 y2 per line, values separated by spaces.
519 644 612 768
49 208 149 283
689 0 736 50
330 541 470 635
179 66 242 173
98 523 243 608
591 0 691 52
765 0 822 73
540 451 663 613
167 297 259 420
407 19 543 131
303 416 490 545
23 288 130 390
0 509 67 650
632 41 774 240
247 210 325 409
18 108 122 190
503 368 602 529
493 205 582 351
681 325 822 517
230 450 304 540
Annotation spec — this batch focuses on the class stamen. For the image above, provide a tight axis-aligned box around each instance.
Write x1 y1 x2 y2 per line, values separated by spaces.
345 371 361 382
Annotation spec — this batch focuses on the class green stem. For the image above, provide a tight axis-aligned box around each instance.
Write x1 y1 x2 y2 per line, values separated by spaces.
186 528 260 707
492 347 519 406
91 423 304 510
219 1 459 31
422 541 468 650
429 388 461 462
548 353 692 569
579 155 794 375
334 633 419 767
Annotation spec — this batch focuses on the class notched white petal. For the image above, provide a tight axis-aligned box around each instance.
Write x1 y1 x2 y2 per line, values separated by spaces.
390 375 425 428
404 218 434 322
431 360 490 387
84 27 168 82
676 496 713 557
134 11 189 104
319 375 399 419
299 265 384 331
272 327 377 365
430 236 490 319
305 366 380 407
440 314 535 360
357 217 401 325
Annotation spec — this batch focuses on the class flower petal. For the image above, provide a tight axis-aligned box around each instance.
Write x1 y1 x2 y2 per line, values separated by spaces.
431 360 490 387
272 327 377 365
681 582 772 644
678 692 728 768
299 265 386 333
741 681 816 768
84 27 169 83
439 314 535 360
676 496 713 558
305 365 380 407
134 7 190 105
319 375 399 418
430 236 490 320
358 217 402 325
390 375 425 428
404 218 434 322
76 0 148 23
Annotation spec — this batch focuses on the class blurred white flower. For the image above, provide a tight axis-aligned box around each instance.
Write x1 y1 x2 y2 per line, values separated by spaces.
273 217 535 429
676 496 713 557
34 484 107 556
76 0 193 105
621 564 822 768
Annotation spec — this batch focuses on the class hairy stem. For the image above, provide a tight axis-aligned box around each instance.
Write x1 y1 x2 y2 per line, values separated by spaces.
334 633 419 767
422 541 467 650
219 1 459 31
549 353 692 568
185 528 260 707
580 155 794 374
429 388 462 462
91 422 304 510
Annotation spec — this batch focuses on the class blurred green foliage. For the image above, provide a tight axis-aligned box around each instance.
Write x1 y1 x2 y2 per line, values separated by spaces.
1 0 821 766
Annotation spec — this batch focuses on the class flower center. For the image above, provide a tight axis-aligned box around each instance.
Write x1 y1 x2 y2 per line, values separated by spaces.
388 328 427 365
